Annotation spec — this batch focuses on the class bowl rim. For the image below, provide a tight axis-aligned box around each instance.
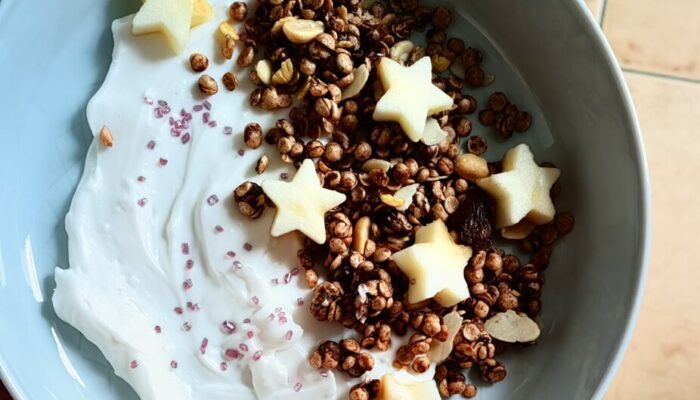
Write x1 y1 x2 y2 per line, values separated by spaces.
0 0 652 399
570 0 651 398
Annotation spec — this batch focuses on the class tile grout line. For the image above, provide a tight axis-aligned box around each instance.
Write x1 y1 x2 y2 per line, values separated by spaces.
622 67 700 86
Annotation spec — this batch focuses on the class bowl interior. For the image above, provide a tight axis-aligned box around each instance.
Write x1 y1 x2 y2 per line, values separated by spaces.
0 0 648 399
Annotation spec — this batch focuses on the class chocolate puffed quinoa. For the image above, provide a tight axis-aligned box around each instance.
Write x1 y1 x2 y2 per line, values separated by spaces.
226 0 574 397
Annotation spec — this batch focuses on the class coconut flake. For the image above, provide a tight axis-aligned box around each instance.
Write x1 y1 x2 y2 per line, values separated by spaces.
484 310 541 343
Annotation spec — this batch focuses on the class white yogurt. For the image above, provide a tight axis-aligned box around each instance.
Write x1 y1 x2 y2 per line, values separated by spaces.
52 4 411 399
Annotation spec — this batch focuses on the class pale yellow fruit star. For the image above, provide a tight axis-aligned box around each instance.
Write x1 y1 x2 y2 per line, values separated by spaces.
262 159 346 244
379 374 440 400
373 57 453 142
132 0 194 54
392 220 472 307
477 143 560 228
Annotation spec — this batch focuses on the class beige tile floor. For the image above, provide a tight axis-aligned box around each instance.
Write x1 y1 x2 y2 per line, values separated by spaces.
586 0 700 398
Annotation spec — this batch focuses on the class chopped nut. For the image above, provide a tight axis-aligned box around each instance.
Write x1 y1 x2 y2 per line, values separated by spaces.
237 46 255 68
222 33 235 59
380 194 404 208
189 53 209 72
197 75 218 95
454 153 489 181
484 310 540 343
218 22 239 40
282 19 325 44
353 216 370 253
390 40 414 64
341 65 369 100
272 58 294 85
99 126 113 147
255 60 273 85
362 159 392 173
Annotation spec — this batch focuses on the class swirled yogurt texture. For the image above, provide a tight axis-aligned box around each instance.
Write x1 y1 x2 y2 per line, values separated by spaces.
52 4 422 398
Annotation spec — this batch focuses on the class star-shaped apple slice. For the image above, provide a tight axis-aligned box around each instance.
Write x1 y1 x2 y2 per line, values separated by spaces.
132 0 212 54
392 220 472 307
373 57 454 142
262 159 346 244
476 143 560 228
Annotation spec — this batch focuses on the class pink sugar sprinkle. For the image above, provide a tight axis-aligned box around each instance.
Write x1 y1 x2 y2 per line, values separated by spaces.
174 307 184 315
163 106 171 114
200 338 208 354
220 362 228 371
159 158 168 166
171 360 178 369
208 121 218 128
226 251 236 258
130 360 139 369
252 351 262 361
320 370 328 378
280 172 290 181
184 113 192 121
232 261 243 270
137 198 148 207
215 225 224 233
244 243 253 251
251 296 259 305
169 116 176 126
181 133 191 144
279 317 287 324
154 108 164 118
147 140 156 150
182 322 192 331
285 330 293 341
291 268 299 276
223 126 233 135
154 325 162 333
170 128 181 138
203 100 212 110
183 279 193 290
268 313 275 321
225 348 240 359
193 104 203 112
239 343 249 352
181 243 190 255
247 331 254 339
180 108 187 116
158 100 168 107
202 112 210 123
284 273 292 284
293 382 302 392
144 96 154 105
271 278 279 286
237 149 245 156
243 318 251 324
296 298 304 306
137 176 146 182
222 321 236 334
207 194 219 205
187 301 200 311
186 259 194 269
274 307 282 313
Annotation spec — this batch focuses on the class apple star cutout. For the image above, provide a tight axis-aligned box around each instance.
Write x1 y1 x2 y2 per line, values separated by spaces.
392 219 472 307
262 159 346 244
132 0 194 54
373 57 454 142
476 143 560 228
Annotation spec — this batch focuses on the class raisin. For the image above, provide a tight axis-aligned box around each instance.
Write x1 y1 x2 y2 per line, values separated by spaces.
448 188 493 250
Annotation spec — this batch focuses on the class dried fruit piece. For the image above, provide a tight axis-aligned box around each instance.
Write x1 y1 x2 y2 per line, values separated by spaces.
454 153 489 181
484 310 540 343
352 216 370 253
427 311 462 363
448 188 493 251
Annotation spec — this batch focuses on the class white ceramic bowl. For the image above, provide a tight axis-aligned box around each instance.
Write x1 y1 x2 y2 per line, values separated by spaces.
0 0 650 399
